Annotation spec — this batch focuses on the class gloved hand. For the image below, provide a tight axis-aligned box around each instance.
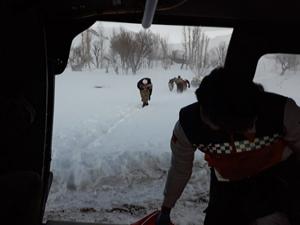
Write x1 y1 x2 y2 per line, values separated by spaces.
155 207 171 225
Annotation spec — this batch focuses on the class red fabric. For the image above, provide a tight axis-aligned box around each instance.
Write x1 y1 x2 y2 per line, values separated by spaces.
205 139 287 180
130 210 174 225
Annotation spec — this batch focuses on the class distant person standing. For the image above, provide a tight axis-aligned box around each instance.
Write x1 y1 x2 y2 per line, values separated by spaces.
137 78 152 107
174 75 190 93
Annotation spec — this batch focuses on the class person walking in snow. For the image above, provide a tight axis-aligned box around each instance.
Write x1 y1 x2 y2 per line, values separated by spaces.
156 67 300 225
137 77 152 107
175 76 190 93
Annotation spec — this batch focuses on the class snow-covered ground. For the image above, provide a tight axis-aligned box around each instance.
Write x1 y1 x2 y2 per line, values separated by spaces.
44 58 300 225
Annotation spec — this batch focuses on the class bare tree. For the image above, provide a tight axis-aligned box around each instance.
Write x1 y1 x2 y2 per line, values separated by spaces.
92 42 101 69
159 36 171 69
210 41 228 67
69 44 85 71
92 23 107 69
146 34 160 69
110 28 132 73
182 26 195 69
81 30 93 69
194 32 210 77
70 28 99 70
110 28 154 74
128 30 154 74
107 47 120 74
182 26 210 77
274 54 300 75
182 26 188 69
170 50 186 69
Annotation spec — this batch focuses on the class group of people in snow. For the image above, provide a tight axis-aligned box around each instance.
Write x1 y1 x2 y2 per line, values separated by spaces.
137 75 190 108
168 76 190 93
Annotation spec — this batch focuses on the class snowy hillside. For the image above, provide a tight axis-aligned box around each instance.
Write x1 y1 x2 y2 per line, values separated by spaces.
45 65 209 225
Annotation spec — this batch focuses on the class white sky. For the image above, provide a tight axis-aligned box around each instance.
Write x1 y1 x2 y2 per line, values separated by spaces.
45 58 300 224
94 21 233 44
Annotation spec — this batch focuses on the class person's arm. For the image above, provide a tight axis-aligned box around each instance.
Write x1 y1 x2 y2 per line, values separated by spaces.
162 121 197 208
283 98 300 160
147 83 153 90
156 121 196 225
137 80 143 90
148 84 153 97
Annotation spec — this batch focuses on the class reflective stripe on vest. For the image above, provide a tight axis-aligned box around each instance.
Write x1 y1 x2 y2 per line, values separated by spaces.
197 134 287 180
197 133 280 154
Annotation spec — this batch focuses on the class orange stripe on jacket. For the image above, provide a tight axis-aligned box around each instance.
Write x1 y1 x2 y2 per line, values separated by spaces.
204 138 287 180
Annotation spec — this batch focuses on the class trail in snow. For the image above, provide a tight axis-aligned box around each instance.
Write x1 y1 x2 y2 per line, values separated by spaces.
85 104 142 150
45 67 210 225
45 58 300 224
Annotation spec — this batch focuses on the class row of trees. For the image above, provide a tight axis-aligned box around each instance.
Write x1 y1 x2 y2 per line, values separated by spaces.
69 25 106 71
69 23 300 76
110 28 158 74
68 23 229 77
274 54 300 75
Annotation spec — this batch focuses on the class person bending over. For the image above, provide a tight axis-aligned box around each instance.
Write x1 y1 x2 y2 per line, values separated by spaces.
156 67 300 225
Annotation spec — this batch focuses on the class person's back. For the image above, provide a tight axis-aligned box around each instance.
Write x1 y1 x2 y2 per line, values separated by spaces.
137 77 152 107
174 76 187 93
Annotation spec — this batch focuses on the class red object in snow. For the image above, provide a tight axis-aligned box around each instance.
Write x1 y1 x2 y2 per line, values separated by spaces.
130 210 174 225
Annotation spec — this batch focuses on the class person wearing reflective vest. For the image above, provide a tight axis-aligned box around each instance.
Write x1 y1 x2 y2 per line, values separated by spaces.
156 67 300 225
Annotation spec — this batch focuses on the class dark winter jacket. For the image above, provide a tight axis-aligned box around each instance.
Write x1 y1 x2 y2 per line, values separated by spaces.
137 78 152 90
162 92 300 225
137 78 152 98
179 92 288 180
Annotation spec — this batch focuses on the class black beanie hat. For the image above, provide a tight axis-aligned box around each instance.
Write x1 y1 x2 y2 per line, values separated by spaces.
195 67 262 132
